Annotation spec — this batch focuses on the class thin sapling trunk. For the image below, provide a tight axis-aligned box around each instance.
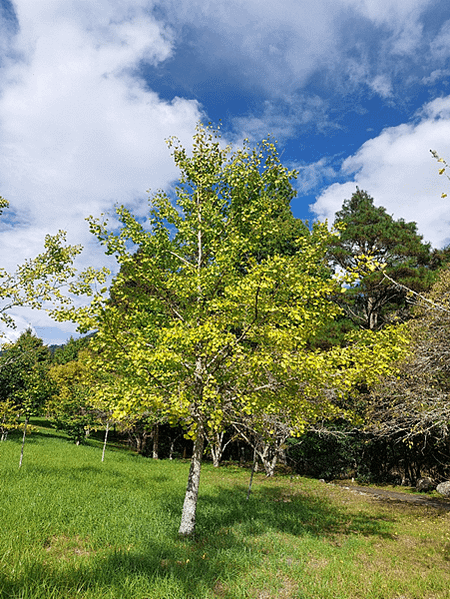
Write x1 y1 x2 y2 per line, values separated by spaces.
152 422 159 459
19 417 29 469
101 421 110 463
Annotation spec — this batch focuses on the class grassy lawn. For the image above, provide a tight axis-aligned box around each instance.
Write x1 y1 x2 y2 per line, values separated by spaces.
0 429 449 598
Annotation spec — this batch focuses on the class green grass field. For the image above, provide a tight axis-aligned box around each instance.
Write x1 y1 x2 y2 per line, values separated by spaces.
1 427 450 599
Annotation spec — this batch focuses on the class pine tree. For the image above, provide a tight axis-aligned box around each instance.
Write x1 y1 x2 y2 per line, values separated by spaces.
329 188 435 330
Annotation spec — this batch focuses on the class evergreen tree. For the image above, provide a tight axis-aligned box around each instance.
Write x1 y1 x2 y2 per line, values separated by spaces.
51 334 93 365
329 188 435 330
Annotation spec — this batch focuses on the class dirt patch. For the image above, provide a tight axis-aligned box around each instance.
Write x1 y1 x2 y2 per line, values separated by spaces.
43 534 94 560
306 557 328 570
332 483 450 511
249 575 299 599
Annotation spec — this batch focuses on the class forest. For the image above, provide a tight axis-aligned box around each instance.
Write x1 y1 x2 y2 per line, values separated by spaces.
1 125 450 538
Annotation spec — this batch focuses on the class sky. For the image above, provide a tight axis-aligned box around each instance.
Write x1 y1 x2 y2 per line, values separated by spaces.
1 0 450 345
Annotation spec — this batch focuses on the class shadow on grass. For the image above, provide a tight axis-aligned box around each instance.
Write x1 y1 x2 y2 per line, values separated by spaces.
4 428 65 444
196 483 395 539
0 480 396 599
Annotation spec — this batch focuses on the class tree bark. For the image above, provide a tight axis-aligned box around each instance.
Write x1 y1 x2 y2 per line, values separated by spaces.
367 296 378 330
178 425 205 537
152 423 159 459
19 417 28 469
101 421 110 463
209 430 231 467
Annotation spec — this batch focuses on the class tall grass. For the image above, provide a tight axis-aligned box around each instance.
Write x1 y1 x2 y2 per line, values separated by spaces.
0 428 449 598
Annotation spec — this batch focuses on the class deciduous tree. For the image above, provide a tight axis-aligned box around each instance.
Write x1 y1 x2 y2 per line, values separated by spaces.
0 196 84 333
48 349 98 445
55 125 408 535
367 268 450 455
0 330 53 465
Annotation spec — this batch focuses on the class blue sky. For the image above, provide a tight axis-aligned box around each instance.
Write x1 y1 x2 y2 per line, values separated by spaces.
1 0 450 344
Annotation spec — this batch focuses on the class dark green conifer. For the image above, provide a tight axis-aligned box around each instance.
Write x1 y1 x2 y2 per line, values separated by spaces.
329 188 435 330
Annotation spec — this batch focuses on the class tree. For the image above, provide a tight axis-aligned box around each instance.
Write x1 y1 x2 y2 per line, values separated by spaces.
356 154 450 483
366 266 450 480
0 398 19 442
0 330 51 405
55 125 407 536
0 330 53 465
51 335 93 365
0 196 84 334
328 188 435 330
0 196 8 216
48 349 99 445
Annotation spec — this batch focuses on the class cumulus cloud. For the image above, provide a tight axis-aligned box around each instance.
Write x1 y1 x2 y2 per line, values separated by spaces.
0 0 203 274
312 96 450 248
1 0 450 344
0 0 206 343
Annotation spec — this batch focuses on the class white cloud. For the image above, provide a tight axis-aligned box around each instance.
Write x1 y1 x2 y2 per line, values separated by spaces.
422 69 450 84
160 0 436 101
430 19 450 59
369 74 392 97
294 158 339 195
312 96 450 248
0 0 203 275
421 95 450 120
0 0 206 343
341 0 431 26
232 95 331 142
0 308 79 346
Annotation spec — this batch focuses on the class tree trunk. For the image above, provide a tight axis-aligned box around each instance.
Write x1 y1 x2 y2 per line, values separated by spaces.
102 421 110 463
210 430 225 467
178 426 205 537
152 423 159 459
255 441 277 477
19 417 28 469
367 296 378 330
169 434 180 460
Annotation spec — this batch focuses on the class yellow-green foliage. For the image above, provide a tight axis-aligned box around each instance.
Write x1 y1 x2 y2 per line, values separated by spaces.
53 124 409 440
0 196 84 332
0 398 19 437
48 350 98 443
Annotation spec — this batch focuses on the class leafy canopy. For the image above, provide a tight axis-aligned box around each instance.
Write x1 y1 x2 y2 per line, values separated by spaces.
60 128 342 426
0 196 84 333
52 126 408 431
53 125 409 534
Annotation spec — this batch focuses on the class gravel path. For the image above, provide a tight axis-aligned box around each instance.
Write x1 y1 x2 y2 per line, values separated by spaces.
333 482 450 511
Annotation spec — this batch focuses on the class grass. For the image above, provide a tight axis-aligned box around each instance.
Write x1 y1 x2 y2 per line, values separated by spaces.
1 428 450 598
